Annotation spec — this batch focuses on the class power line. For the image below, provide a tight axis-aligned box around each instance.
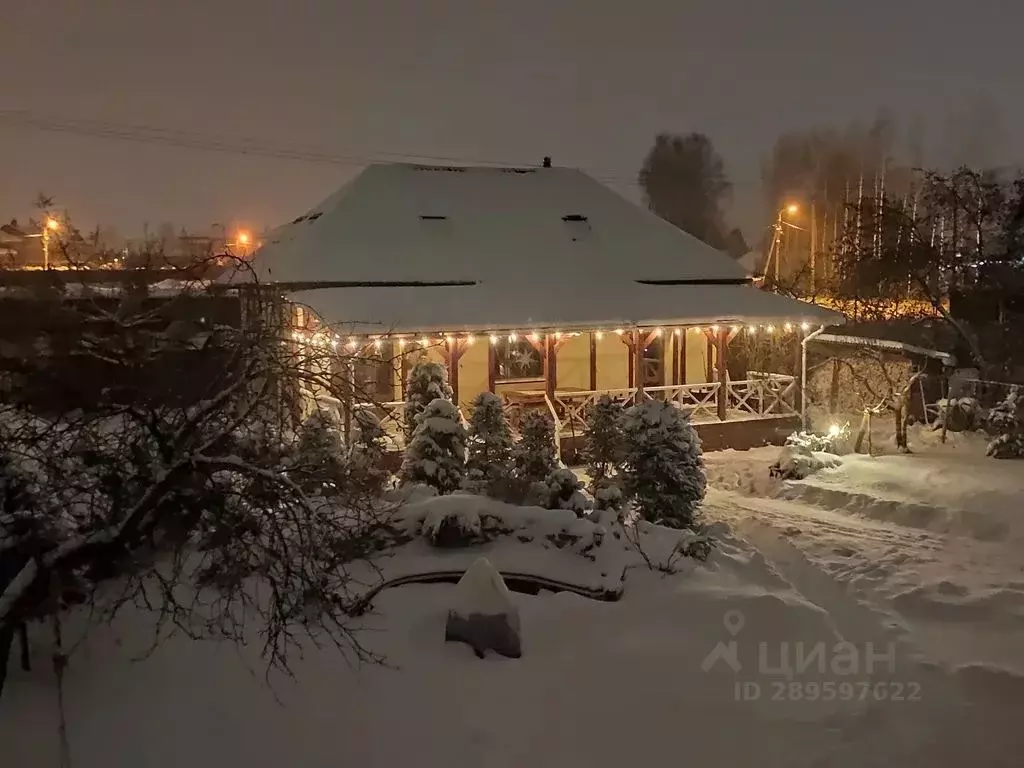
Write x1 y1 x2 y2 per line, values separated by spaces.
0 109 642 186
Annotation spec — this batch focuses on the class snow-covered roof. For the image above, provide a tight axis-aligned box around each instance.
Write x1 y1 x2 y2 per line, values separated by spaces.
291 280 842 334
812 332 956 366
231 162 843 330
231 162 752 285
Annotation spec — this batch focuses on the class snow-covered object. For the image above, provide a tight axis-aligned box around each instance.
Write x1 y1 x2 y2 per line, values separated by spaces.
583 395 624 489
620 401 706 529
400 398 466 494
421 504 483 548
593 483 624 514
465 392 514 490
403 361 452 438
934 397 982 433
445 557 522 658
348 409 389 496
295 409 346 491
985 387 1024 459
513 411 557 482
542 468 592 516
772 445 841 479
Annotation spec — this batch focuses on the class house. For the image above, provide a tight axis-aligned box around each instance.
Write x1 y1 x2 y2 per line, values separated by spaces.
228 161 843 452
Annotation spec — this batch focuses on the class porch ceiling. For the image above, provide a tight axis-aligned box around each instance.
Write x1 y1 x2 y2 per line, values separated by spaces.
289 280 844 334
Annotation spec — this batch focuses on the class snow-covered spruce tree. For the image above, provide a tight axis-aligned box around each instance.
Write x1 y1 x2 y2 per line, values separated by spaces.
464 392 514 493
400 398 467 494
986 386 1024 459
294 408 347 493
583 395 624 491
348 408 389 497
403 360 453 439
513 410 558 483
620 400 706 529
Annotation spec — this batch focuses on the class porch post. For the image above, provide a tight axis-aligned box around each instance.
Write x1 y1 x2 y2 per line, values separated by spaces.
589 332 597 390
487 338 496 393
716 327 728 421
632 328 644 397
545 334 558 401
445 337 467 405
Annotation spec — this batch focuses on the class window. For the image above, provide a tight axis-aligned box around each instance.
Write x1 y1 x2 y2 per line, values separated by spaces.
642 337 664 387
493 338 544 381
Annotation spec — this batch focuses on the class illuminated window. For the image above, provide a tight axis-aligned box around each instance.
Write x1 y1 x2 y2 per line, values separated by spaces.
493 338 544 381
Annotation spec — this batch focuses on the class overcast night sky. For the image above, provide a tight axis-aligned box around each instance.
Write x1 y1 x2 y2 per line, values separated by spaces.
0 0 1020 240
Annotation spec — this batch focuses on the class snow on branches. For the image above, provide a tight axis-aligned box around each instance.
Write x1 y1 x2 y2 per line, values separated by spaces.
620 400 706 529
400 398 467 494
404 361 453 439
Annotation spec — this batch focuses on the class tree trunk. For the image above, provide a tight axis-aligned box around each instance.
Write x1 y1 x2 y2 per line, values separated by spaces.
853 410 870 453
893 404 908 452
828 358 841 414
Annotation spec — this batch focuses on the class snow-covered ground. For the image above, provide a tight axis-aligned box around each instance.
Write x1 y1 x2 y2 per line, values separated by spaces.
4 423 1024 765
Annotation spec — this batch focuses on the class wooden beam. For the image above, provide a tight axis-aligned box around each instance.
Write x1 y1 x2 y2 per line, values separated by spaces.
705 334 714 382
632 329 644 396
716 327 729 421
487 339 496 393
589 332 597 390
446 338 467 405
672 332 680 385
545 334 558 401
679 330 688 384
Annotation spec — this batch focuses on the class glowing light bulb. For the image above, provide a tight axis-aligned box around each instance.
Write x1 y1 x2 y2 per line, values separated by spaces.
509 333 518 342
614 328 624 336
800 322 810 332
784 322 793 332
466 334 475 345
529 332 540 343
596 331 604 340
712 325 719 333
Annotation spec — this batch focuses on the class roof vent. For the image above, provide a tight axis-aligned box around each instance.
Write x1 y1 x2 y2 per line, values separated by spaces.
307 212 322 222
501 167 536 174
415 165 466 173
419 215 448 221
542 156 552 168
562 214 588 223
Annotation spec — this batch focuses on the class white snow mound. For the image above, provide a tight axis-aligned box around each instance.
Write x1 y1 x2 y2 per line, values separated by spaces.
450 556 516 618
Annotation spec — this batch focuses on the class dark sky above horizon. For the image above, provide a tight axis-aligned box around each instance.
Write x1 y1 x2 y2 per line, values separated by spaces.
1 0 1020 241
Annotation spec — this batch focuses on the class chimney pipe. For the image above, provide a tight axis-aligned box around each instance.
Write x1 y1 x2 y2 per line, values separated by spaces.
542 156 552 168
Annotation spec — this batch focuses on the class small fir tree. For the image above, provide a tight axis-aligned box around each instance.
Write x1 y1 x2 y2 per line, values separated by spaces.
542 467 591 516
620 400 706 529
348 408 389 496
294 409 346 493
404 361 453 439
400 398 467 494
513 410 557 482
465 392 514 490
986 386 1024 459
583 395 624 490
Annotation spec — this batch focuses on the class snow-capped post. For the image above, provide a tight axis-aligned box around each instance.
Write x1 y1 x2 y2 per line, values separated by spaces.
801 325 825 430
544 333 558 403
400 398 467 494
445 557 522 658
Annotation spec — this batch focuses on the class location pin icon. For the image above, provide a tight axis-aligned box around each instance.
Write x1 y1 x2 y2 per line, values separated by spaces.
723 610 745 636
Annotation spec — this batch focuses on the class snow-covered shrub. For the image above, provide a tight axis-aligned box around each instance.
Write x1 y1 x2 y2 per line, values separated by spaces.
400 398 467 494
294 408 346 493
770 444 841 479
421 503 483 548
593 483 625 515
785 430 834 453
934 397 983 433
404 361 452 439
541 468 592 516
583 395 623 490
986 387 1024 459
620 401 706 530
464 392 514 493
348 408 389 497
513 410 557 483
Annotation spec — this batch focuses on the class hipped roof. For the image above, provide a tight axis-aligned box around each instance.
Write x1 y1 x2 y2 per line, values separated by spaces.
231 162 843 330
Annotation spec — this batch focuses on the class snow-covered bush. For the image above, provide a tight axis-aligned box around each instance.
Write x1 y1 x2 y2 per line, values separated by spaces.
400 398 467 494
785 430 834 453
986 387 1024 459
513 410 557 483
541 468 592 516
464 392 514 493
404 361 452 439
294 408 346 493
593 483 625 515
348 408 389 497
583 395 623 490
933 397 983 433
620 401 706 529
421 504 483 548
770 444 841 479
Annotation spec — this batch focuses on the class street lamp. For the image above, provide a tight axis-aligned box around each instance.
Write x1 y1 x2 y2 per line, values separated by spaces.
767 203 800 285
43 217 59 269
